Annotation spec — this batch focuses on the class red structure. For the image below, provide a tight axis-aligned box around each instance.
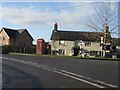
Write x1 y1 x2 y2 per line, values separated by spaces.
36 39 44 54
36 38 51 54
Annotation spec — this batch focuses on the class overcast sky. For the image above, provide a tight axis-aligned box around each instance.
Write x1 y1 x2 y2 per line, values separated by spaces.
0 0 119 44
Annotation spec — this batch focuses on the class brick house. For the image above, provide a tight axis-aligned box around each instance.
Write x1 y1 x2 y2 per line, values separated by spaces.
0 27 34 53
50 22 119 57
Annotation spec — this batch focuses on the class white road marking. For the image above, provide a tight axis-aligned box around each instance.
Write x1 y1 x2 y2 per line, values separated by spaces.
1 57 118 88
0 74 2 90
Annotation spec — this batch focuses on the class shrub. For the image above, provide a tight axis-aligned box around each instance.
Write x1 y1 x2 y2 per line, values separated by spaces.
1 46 36 54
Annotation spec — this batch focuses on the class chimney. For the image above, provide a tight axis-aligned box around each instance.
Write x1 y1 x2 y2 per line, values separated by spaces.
104 25 111 43
53 22 58 32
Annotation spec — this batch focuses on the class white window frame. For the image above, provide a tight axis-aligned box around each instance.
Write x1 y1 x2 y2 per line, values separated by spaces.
85 41 92 46
59 40 66 45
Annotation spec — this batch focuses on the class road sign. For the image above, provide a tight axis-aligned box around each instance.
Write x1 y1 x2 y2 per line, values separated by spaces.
102 45 116 51
100 36 104 44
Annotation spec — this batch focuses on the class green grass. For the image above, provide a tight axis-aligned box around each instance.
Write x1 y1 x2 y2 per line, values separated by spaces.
9 52 120 61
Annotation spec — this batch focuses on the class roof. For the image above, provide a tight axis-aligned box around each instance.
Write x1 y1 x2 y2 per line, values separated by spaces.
2 28 19 38
111 38 120 46
17 29 25 33
50 30 104 42
2 27 34 40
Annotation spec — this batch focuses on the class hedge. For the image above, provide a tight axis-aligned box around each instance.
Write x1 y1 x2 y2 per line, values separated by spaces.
1 46 36 54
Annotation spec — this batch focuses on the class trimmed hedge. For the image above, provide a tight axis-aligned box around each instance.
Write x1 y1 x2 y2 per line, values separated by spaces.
1 46 36 54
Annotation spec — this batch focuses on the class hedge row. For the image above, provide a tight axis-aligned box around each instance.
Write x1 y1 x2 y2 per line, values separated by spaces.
1 46 36 54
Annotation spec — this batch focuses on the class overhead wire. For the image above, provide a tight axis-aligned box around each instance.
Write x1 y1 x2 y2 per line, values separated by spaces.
40 2 98 12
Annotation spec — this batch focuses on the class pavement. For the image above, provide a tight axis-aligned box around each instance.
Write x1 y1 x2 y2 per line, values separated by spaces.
1 54 119 89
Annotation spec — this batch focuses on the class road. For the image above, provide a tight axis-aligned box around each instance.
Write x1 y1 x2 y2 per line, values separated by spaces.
1 54 119 89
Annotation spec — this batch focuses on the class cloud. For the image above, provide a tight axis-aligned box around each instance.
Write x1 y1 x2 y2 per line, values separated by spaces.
1 6 51 26
0 2 102 30
56 2 95 29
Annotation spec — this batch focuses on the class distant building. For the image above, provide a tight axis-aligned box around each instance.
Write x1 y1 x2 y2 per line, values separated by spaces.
0 27 34 47
0 27 34 53
50 22 119 57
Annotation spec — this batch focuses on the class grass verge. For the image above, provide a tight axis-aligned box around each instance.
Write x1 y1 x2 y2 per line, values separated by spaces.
9 52 120 61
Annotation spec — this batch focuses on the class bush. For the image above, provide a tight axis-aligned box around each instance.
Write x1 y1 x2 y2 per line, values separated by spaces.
2 46 10 54
1 46 36 54
25 47 36 54
117 52 120 58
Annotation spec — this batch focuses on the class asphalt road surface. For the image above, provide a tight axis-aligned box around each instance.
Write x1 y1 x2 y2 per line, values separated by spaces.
1 54 119 89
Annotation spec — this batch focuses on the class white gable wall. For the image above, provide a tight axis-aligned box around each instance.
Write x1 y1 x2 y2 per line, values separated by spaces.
0 29 10 46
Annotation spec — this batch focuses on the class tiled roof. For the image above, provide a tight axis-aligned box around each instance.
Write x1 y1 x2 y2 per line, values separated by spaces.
3 28 20 38
111 38 120 46
50 30 104 42
2 27 34 40
17 29 25 33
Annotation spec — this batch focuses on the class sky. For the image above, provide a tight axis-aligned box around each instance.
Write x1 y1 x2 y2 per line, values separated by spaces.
0 0 119 44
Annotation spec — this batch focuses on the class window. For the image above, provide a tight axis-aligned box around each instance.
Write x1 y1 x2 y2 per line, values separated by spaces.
74 41 78 46
85 41 92 46
0 36 2 40
59 40 65 45
0 36 5 41
3 36 5 40
58 49 65 55
23 43 25 47
20 42 22 47
90 51 98 56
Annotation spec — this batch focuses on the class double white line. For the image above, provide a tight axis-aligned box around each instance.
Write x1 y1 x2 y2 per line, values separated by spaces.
1 57 118 88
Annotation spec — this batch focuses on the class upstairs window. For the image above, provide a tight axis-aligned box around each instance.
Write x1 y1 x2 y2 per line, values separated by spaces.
23 43 25 47
0 36 2 40
0 36 5 41
3 36 5 40
20 42 22 47
59 40 66 45
85 41 92 46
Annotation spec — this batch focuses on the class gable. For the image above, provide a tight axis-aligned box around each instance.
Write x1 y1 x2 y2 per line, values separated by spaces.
18 30 34 41
3 28 19 38
0 29 10 46
1 28 33 41
0 29 10 40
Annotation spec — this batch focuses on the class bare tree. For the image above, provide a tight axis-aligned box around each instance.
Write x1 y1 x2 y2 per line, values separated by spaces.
87 2 119 43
